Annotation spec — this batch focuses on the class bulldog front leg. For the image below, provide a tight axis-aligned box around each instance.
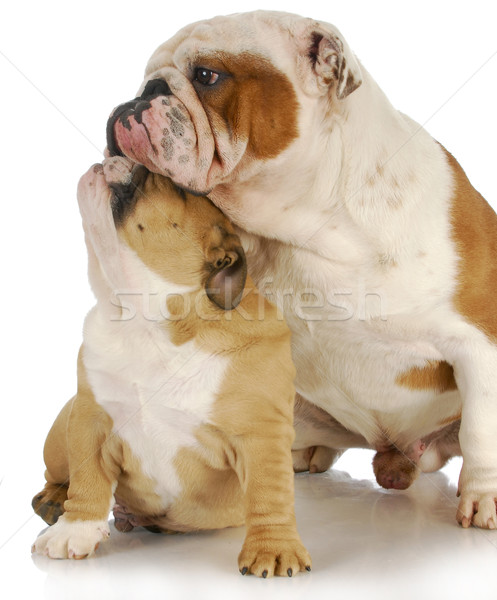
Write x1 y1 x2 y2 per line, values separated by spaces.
452 339 497 529
32 353 119 559
234 430 311 577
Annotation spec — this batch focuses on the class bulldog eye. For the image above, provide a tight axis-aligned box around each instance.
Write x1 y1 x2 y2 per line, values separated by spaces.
194 68 219 86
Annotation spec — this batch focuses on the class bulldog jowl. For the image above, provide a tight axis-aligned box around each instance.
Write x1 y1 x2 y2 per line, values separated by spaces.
107 78 213 195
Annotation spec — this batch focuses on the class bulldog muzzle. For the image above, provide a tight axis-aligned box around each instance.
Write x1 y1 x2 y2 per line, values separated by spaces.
106 76 216 194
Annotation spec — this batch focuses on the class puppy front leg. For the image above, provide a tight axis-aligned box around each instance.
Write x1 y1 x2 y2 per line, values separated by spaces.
33 354 120 559
234 426 311 577
452 340 497 529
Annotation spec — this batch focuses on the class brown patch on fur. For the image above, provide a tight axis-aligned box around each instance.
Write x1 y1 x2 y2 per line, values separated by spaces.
192 52 299 160
396 360 457 393
444 147 497 341
438 411 462 428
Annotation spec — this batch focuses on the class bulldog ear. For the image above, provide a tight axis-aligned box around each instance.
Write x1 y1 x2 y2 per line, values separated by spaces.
205 234 247 311
306 24 362 99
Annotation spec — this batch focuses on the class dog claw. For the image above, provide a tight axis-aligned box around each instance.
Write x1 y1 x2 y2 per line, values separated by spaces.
287 568 293 577
240 567 248 576
262 570 268 578
306 565 312 572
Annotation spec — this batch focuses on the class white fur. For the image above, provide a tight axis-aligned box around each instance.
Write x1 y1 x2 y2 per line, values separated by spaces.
240 82 463 451
145 11 497 526
32 515 110 559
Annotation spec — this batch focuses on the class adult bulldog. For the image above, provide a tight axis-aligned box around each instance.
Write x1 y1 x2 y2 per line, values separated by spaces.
107 11 497 529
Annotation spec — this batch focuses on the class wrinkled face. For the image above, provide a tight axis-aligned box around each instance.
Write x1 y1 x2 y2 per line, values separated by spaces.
78 158 247 311
106 11 362 196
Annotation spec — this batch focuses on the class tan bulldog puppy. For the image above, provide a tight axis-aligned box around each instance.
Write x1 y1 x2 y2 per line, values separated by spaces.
31 157 311 577
106 11 497 530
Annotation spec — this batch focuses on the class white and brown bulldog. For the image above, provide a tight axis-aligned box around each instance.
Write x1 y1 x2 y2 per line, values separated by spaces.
106 10 497 530
31 157 311 577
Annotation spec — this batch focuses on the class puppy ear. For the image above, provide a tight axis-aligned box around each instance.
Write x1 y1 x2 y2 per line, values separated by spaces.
303 23 362 99
205 228 247 310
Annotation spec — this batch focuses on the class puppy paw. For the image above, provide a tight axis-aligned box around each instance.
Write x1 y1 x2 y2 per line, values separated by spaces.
238 532 311 577
32 515 110 559
457 492 497 529
102 156 136 186
32 483 68 525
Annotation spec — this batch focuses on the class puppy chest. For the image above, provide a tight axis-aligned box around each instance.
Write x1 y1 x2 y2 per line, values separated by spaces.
85 341 231 507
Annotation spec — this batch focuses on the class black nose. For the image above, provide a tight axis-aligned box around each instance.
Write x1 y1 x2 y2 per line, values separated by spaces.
110 164 149 226
140 78 172 100
106 78 172 157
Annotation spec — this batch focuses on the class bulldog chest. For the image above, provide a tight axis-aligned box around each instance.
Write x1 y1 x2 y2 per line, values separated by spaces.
247 228 462 447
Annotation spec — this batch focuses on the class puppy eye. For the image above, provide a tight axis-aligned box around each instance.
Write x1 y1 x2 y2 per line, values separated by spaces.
194 68 219 86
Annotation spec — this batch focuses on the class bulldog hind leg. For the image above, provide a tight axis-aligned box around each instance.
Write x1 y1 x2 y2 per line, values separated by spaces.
292 446 343 473
292 394 369 473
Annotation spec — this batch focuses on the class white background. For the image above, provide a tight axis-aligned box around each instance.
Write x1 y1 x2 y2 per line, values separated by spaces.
1 1 496 598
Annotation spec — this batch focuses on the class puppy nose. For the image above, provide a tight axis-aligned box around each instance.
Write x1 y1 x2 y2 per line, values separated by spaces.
110 164 149 226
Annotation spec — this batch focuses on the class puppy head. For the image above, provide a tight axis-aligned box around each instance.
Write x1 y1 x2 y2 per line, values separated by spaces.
109 163 247 311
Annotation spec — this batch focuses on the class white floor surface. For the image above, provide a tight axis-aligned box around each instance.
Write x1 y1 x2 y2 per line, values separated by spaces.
2 452 496 600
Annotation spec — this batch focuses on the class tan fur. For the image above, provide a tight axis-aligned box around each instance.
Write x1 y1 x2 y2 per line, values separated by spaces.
446 147 497 341
34 349 120 528
118 174 242 289
396 360 457 393
33 165 310 576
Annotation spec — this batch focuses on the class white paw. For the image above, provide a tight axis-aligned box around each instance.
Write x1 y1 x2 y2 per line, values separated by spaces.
102 156 136 186
457 492 497 529
32 515 110 559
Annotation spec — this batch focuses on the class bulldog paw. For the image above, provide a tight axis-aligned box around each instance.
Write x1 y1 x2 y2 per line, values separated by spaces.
32 515 110 559
457 492 497 529
238 532 311 577
292 446 341 473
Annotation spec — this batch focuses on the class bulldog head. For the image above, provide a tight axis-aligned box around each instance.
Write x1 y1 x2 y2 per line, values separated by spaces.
106 11 362 199
77 157 247 314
